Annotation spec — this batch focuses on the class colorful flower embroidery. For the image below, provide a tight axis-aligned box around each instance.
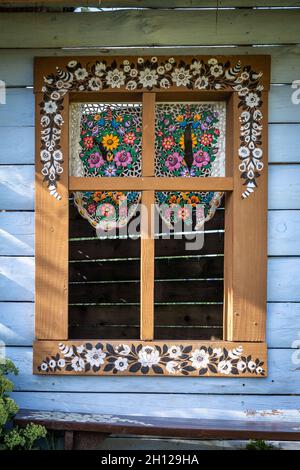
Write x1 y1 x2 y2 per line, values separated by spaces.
74 191 141 231
154 103 225 229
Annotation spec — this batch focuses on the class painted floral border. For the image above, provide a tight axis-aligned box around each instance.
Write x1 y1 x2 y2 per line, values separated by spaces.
37 342 265 377
39 56 265 200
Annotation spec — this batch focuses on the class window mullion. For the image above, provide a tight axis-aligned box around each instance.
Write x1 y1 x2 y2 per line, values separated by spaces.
140 92 156 340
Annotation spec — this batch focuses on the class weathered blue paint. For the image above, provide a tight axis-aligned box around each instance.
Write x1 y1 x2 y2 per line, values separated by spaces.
0 52 299 429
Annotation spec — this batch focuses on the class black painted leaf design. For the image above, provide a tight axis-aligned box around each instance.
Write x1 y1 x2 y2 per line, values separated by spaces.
152 365 164 375
231 368 239 375
65 364 73 372
183 346 192 354
181 354 189 360
85 343 93 350
162 344 168 355
160 357 171 363
129 362 141 373
107 356 116 363
141 366 149 375
198 368 208 376
106 343 115 354
207 363 217 374
183 366 196 372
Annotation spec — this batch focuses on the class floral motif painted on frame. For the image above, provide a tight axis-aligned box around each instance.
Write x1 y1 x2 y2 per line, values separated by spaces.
38 342 265 377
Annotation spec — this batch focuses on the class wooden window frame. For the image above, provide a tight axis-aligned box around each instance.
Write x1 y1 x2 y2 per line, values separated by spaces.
34 55 270 377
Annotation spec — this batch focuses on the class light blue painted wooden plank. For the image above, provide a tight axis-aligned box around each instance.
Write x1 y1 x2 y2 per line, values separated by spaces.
268 257 300 302
268 303 300 349
0 89 34 127
268 210 300 256
0 212 34 256
6 347 299 395
268 165 300 210
2 301 299 349
269 124 300 163
0 257 298 302
0 53 33 87
0 303 34 346
0 127 34 164
269 86 300 123
0 165 34 210
0 257 34 301
1 46 300 86
1 210 300 257
9 392 300 421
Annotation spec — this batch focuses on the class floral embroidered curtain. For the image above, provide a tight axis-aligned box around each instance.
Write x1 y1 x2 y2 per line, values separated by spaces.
70 101 226 231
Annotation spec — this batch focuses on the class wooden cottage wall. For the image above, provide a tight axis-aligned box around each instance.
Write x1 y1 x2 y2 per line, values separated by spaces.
0 5 300 447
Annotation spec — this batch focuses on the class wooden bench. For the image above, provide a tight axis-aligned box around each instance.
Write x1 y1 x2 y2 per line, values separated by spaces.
15 409 300 450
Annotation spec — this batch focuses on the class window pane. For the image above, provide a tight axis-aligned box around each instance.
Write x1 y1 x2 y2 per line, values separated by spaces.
154 192 224 341
70 102 142 177
69 195 141 340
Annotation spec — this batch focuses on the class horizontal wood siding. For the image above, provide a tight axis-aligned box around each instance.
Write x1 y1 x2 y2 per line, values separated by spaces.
0 11 300 47
0 8 299 442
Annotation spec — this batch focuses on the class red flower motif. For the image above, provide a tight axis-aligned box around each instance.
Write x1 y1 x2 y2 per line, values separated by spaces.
200 133 213 146
123 132 136 145
87 203 96 214
162 135 175 150
83 136 94 149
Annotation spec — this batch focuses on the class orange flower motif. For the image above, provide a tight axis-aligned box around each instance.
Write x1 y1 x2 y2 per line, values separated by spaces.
169 195 177 204
113 192 126 203
93 191 102 202
181 192 189 201
189 195 200 207
176 115 184 122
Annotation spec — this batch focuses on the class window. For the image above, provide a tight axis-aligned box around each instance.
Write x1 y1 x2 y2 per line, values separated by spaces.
34 55 269 377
